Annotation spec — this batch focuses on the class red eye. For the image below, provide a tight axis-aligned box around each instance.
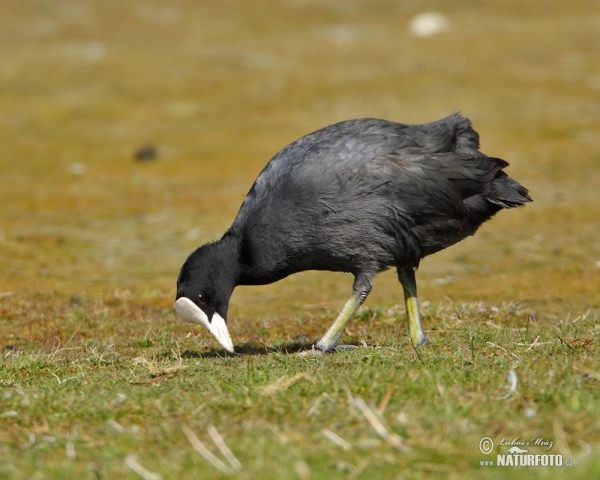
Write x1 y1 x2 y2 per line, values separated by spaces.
198 294 206 304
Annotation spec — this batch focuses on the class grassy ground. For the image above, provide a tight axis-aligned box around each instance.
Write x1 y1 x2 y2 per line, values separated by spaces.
1 300 599 479
1 0 599 478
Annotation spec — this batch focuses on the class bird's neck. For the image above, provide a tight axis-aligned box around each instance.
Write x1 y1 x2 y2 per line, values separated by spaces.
221 228 281 286
212 233 243 288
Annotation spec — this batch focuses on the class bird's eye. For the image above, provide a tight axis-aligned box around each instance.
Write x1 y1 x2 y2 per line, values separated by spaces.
198 294 206 304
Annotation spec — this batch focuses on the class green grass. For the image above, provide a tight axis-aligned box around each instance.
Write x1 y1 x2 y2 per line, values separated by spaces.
1 0 600 477
1 298 599 479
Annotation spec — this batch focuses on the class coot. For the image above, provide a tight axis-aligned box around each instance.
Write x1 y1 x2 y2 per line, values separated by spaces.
175 114 531 353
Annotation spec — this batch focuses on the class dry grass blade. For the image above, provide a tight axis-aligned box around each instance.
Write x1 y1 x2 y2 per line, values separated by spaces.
486 342 521 362
321 428 351 450
47 369 78 386
259 373 314 396
351 396 409 452
107 420 126 433
66 440 76 461
507 370 517 392
515 338 552 349
294 460 311 480
377 381 396 414
207 425 242 471
182 425 233 474
47 332 82 362
525 335 541 351
125 455 163 480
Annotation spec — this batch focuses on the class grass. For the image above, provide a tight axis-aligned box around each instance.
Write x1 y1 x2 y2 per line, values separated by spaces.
1 0 600 477
1 299 599 479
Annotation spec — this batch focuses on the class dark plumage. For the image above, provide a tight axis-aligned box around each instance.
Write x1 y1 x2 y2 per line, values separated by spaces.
175 113 531 353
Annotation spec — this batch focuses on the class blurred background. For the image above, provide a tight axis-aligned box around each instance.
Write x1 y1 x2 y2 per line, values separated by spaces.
1 0 599 322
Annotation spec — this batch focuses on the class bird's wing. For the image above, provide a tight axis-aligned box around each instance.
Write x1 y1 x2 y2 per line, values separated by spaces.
367 151 509 221
231 119 399 227
231 115 493 229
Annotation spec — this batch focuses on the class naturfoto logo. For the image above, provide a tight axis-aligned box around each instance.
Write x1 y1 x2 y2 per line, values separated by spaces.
478 436 573 468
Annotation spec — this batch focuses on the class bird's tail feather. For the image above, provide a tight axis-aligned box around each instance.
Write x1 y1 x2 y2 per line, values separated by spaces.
485 168 532 209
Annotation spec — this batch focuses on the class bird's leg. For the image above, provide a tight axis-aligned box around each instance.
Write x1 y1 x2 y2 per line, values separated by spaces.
398 267 428 347
314 282 372 353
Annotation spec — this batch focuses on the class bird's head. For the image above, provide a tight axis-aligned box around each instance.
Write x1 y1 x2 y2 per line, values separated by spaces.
174 243 236 353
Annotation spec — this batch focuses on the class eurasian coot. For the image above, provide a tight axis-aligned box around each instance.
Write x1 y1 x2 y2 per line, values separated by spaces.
175 113 531 353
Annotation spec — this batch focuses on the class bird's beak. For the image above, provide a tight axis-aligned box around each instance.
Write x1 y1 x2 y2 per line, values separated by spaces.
174 297 234 353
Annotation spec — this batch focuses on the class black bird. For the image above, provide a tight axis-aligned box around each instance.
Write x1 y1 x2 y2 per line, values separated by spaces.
175 114 531 353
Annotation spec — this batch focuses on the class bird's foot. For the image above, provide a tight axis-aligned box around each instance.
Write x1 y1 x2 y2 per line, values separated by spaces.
333 344 360 352
297 347 326 357
297 344 360 356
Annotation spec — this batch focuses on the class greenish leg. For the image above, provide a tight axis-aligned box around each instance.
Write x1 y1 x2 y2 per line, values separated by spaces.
398 267 428 347
315 288 369 353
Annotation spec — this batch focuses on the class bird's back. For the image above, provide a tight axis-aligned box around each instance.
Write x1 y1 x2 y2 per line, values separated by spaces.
228 114 531 283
